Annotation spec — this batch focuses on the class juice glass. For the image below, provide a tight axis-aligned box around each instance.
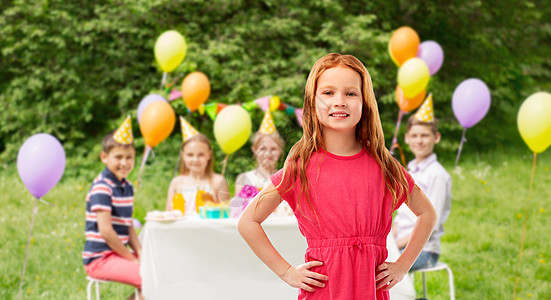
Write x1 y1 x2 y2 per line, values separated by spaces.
172 193 185 215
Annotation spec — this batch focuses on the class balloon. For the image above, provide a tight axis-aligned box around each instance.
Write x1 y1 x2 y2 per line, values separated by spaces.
416 40 444 75
397 58 430 98
139 101 176 147
137 94 166 123
389 26 420 66
181 72 211 112
214 105 252 154
154 30 187 72
133 218 142 229
17 134 66 198
517 92 551 153
395 86 426 113
452 78 491 128
388 43 399 66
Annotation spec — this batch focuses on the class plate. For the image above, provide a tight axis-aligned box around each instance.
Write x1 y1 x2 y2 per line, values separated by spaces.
145 216 185 222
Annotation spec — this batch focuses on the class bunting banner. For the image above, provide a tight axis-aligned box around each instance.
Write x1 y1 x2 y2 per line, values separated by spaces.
200 95 303 127
159 87 304 127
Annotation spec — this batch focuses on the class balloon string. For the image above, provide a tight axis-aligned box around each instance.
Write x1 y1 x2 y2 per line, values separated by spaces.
18 197 39 300
174 153 181 178
512 152 537 299
221 154 229 177
161 72 167 89
455 128 467 166
390 110 405 155
391 142 407 167
136 145 151 190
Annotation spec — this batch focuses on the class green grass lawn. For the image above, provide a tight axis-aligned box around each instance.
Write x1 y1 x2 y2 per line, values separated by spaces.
1 150 550 299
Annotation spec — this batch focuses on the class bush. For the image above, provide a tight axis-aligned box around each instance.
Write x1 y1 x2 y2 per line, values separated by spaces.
1 0 550 166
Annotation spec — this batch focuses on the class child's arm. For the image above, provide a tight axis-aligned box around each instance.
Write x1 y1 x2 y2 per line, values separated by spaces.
234 173 245 196
216 175 230 203
376 185 437 290
166 177 178 211
238 183 328 292
395 175 450 249
127 224 142 259
96 211 139 262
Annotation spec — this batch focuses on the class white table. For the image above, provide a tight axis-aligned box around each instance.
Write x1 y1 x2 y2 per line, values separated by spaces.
140 216 415 300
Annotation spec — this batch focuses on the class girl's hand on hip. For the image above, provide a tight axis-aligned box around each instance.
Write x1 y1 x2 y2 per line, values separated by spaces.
375 261 408 290
281 261 328 292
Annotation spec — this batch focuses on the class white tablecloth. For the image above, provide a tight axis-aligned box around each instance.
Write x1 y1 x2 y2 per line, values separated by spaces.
140 216 415 300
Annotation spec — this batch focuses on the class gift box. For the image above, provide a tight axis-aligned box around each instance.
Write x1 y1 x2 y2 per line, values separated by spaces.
199 203 230 219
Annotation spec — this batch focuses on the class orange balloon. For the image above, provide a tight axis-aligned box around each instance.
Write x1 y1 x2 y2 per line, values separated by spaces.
181 72 211 112
395 86 426 112
139 101 175 147
389 26 420 66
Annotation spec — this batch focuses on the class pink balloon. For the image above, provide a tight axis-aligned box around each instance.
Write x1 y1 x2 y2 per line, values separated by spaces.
17 134 66 198
416 41 444 76
452 78 491 128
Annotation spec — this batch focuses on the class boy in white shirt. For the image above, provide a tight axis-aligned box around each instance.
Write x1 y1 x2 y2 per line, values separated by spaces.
393 95 452 271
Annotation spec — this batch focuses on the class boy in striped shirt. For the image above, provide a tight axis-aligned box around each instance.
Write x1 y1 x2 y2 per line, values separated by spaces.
82 117 143 300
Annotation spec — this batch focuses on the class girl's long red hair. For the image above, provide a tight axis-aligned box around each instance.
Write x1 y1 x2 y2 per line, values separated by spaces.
276 53 410 215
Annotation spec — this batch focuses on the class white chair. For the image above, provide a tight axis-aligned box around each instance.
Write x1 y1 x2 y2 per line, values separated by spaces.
412 261 455 300
86 276 138 300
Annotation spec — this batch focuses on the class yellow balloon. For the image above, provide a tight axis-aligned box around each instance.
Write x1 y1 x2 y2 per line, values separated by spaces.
214 105 252 154
269 95 280 112
397 58 430 98
154 30 187 73
517 92 551 153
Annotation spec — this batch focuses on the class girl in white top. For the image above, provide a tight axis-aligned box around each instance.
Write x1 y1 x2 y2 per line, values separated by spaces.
234 131 292 217
235 131 284 194
166 134 229 215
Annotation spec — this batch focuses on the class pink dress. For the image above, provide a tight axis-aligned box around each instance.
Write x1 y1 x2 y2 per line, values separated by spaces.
271 148 414 299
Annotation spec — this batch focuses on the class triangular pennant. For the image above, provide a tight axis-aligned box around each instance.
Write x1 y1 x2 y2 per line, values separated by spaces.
169 89 182 101
113 115 133 144
216 103 227 113
414 93 434 122
205 102 218 121
254 96 270 112
180 116 199 143
269 95 280 112
242 101 258 111
259 110 277 134
198 104 205 116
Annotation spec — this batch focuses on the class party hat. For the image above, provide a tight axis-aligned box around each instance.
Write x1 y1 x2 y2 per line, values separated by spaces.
180 116 199 142
113 115 134 144
414 93 434 122
259 109 277 134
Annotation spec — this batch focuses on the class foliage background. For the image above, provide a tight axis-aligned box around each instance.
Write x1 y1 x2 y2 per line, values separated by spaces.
1 0 551 299
2 0 551 177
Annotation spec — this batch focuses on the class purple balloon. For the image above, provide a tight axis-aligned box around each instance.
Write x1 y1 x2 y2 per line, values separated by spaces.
452 78 491 128
133 218 142 229
137 94 166 123
416 41 444 76
17 133 66 198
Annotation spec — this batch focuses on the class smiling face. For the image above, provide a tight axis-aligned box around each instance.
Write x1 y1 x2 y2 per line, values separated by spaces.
100 146 135 181
182 140 212 175
253 135 282 170
405 124 441 161
315 66 363 134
